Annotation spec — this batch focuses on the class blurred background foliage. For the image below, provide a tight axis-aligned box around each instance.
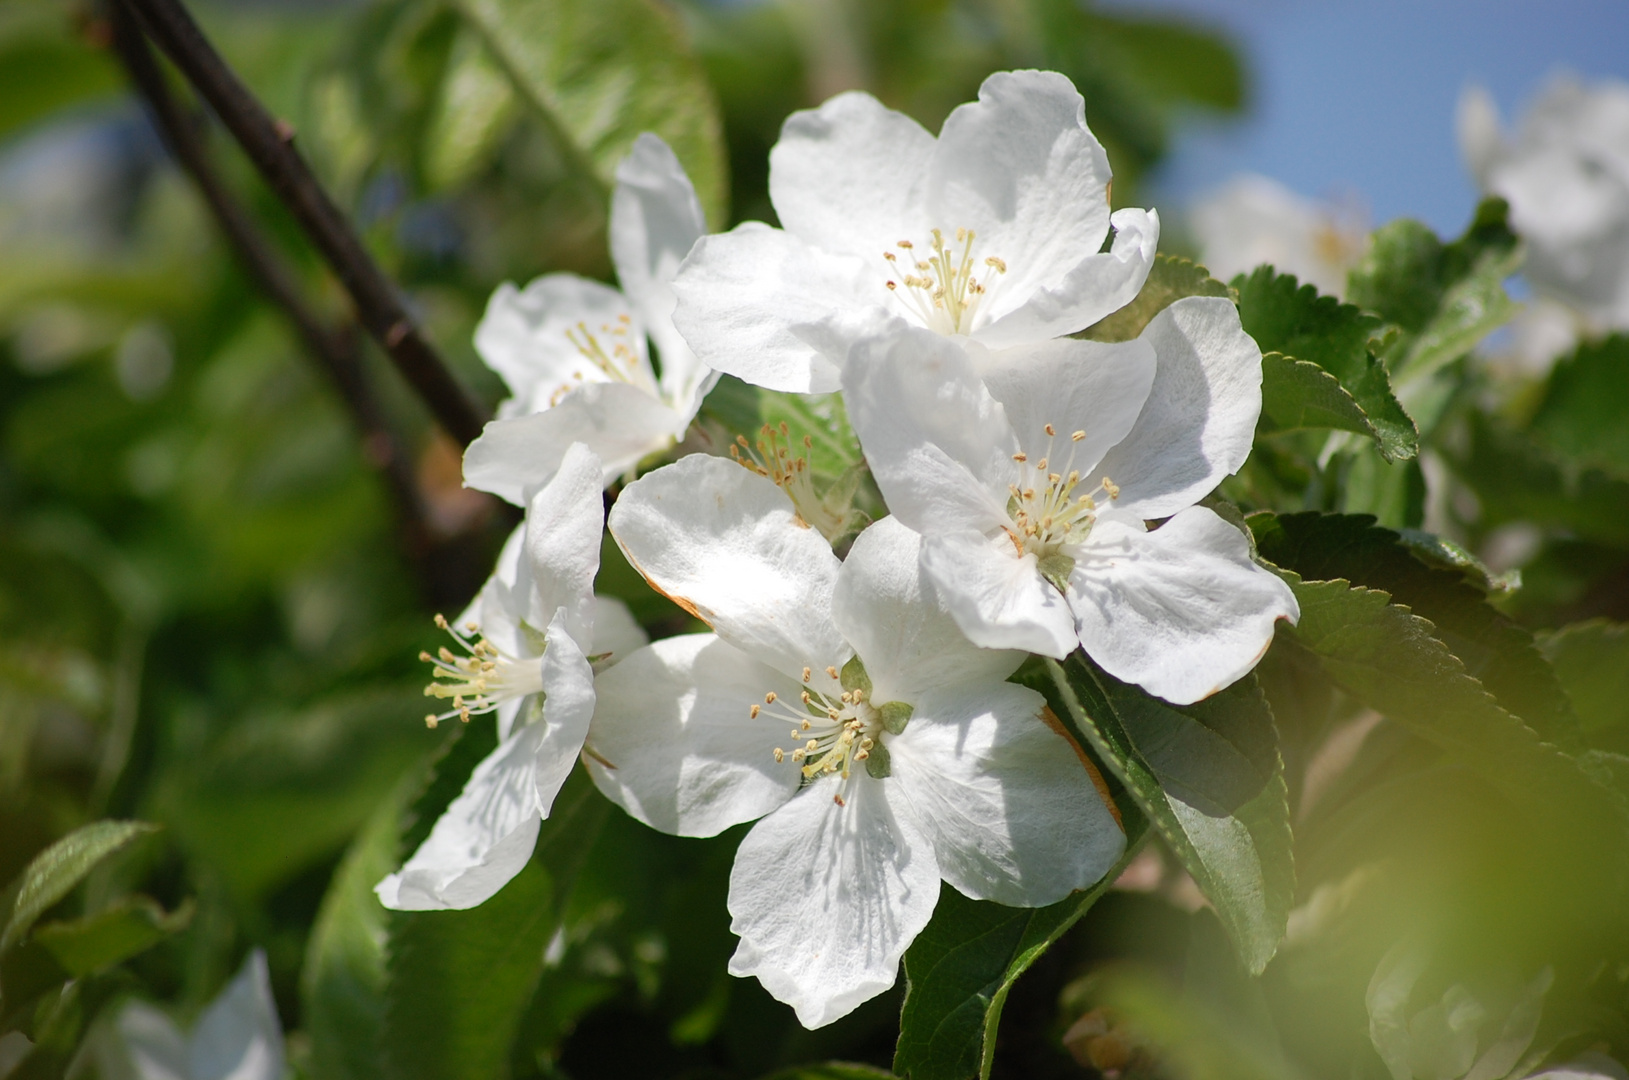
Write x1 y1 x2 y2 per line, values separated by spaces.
2 0 1627 1077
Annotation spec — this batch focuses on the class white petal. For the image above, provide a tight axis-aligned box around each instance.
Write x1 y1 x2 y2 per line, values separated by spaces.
607 453 849 683
1069 506 1299 705
971 207 1160 348
459 524 528 661
521 441 604 645
889 686 1124 907
726 775 940 1029
109 1002 188 1080
972 334 1157 478
533 610 597 817
927 71 1157 341
474 275 655 412
462 382 685 503
609 133 715 422
769 90 934 261
1090 296 1264 519
1457 84 1505 189
374 720 546 911
584 634 801 836
832 517 1026 703
188 950 285 1080
671 223 878 393
841 324 1016 536
919 530 1078 658
589 594 648 665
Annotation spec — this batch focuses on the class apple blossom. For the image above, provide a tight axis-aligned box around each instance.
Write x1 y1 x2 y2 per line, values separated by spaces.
1460 77 1629 366
585 453 1124 1027
376 442 643 911
843 298 1299 705
462 133 718 503
1191 173 1367 299
93 951 283 1080
669 69 1159 394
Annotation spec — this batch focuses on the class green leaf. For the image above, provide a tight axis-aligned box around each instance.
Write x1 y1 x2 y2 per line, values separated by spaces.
381 769 610 1080
0 821 158 953
1538 620 1629 735
1078 254 1233 343
423 25 521 190
454 0 729 224
1268 574 1627 843
1259 351 1396 445
1249 511 1578 744
1530 334 1629 479
1348 198 1522 386
1044 659 1293 975
31 896 191 977
1234 267 1417 461
894 831 1147 1080
1454 411 1629 548
302 788 406 1080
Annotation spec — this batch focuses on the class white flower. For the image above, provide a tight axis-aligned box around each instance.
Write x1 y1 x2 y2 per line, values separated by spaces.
93 950 283 1080
1460 77 1629 340
670 69 1159 394
586 453 1124 1028
1190 173 1367 299
462 133 718 503
376 442 643 911
843 299 1299 705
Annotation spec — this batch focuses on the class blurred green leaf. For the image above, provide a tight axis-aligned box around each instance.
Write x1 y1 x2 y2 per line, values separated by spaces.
1348 198 1522 388
1093 964 1299 1080
0 8 122 142
454 0 729 224
1530 334 1629 479
0 820 157 953
895 831 1147 1080
1538 620 1629 736
761 1065 899 1080
1044 659 1293 975
423 25 520 191
31 896 191 978
153 689 429 903
382 769 610 1080
1251 512 1578 744
1234 267 1417 461
303 789 404 1080
1078 253 1233 343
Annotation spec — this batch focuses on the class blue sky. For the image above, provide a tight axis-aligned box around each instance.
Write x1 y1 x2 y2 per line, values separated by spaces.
1123 0 1629 235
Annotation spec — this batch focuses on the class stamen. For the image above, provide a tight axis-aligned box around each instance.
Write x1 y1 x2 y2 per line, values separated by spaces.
420 614 545 727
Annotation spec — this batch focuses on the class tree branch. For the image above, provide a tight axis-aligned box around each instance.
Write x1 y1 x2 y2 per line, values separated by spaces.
106 1 457 591
117 0 489 447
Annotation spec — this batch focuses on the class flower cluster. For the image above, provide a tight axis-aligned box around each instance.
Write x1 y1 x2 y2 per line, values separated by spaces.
376 69 1299 1027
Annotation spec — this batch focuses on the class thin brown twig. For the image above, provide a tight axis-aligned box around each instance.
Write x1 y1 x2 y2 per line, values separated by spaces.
106 1 445 576
117 0 488 447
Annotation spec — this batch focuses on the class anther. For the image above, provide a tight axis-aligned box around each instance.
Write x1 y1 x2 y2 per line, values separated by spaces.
825 665 839 679
765 691 777 704
1072 430 1085 441
751 704 762 719
1045 423 1056 436
1013 452 1028 463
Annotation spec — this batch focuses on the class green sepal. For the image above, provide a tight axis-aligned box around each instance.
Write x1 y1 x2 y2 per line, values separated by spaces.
840 654 871 695
878 701 914 735
864 740 892 779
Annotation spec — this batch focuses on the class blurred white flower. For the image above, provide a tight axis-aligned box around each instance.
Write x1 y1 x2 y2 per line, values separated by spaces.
589 454 1124 1027
93 951 283 1080
376 442 642 911
1460 76 1629 368
1190 173 1368 298
463 134 718 503
670 69 1159 393
843 300 1299 705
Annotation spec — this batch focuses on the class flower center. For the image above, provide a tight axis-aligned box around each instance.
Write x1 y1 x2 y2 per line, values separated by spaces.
730 422 857 542
544 314 653 407
750 658 914 805
419 614 544 728
1004 424 1119 591
883 228 1008 335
